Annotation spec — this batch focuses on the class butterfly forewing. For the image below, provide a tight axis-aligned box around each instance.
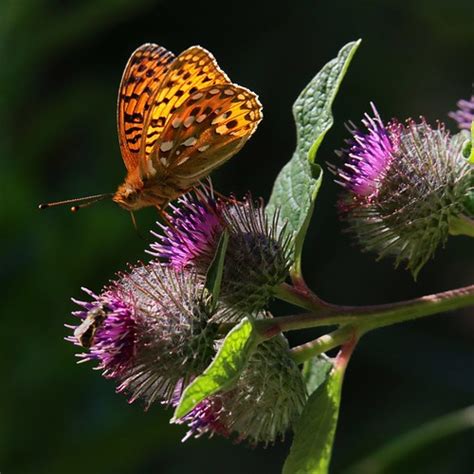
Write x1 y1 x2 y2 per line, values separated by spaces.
140 46 232 160
117 43 175 171
142 84 262 186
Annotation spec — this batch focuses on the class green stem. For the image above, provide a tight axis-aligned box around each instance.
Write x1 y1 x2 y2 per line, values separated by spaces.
291 325 358 364
344 405 474 474
261 283 474 336
274 281 328 312
449 214 474 237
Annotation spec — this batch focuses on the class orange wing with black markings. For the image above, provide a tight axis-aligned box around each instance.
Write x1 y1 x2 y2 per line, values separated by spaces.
139 46 231 161
141 84 262 187
40 43 263 213
117 43 175 171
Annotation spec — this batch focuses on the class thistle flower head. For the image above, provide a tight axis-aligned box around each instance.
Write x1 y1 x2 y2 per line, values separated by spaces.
333 103 399 200
334 105 473 278
449 95 474 130
150 186 292 319
68 264 219 408
174 334 307 445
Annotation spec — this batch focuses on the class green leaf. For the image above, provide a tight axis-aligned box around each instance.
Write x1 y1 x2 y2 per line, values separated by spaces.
205 230 229 309
173 317 259 419
266 40 361 276
302 355 333 396
283 367 345 474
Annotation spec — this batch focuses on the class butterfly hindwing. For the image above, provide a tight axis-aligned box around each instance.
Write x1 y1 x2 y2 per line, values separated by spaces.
141 84 262 187
140 46 231 160
117 43 175 171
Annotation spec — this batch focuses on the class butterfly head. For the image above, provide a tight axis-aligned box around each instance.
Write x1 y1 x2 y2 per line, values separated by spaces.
112 182 144 211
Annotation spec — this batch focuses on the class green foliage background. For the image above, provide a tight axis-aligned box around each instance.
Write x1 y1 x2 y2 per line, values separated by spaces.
2 1 473 472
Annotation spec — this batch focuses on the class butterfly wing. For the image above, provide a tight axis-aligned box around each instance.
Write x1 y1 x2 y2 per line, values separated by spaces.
140 46 231 161
117 43 175 172
141 84 262 189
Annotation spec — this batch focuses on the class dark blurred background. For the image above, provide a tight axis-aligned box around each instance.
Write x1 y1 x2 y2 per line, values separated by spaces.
2 0 473 473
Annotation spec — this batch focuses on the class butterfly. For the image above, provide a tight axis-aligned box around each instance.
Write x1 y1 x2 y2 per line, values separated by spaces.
39 43 262 213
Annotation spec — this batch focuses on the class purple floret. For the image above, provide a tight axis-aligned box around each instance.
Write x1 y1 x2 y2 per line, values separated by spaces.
67 288 135 377
149 188 224 268
333 103 398 200
449 96 474 130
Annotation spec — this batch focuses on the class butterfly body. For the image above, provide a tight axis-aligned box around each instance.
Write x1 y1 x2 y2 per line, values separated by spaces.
113 44 262 212
112 171 186 211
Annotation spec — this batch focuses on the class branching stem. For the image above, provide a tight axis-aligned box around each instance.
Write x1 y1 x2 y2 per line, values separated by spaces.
264 282 474 362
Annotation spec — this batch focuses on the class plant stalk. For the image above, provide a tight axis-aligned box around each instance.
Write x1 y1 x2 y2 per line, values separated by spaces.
264 283 474 336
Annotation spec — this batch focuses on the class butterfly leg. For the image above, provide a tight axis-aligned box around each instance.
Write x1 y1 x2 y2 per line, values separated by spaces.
129 211 146 240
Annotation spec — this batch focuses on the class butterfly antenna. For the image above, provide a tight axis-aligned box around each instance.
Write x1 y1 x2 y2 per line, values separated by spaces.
38 193 114 212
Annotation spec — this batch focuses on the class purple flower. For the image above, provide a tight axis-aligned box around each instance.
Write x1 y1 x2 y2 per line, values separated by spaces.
67 288 135 378
173 334 307 446
333 107 473 278
149 185 224 269
171 381 229 441
67 265 219 408
178 398 229 442
150 185 292 319
332 103 401 201
449 95 474 130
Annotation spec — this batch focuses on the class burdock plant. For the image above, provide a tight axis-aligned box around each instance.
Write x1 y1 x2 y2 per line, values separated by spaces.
66 40 474 474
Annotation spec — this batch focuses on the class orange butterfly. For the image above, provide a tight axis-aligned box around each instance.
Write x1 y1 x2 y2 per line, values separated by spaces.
40 43 262 213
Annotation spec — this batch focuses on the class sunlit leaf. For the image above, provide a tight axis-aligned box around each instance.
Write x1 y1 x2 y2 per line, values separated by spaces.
173 317 259 419
283 366 344 474
266 40 361 276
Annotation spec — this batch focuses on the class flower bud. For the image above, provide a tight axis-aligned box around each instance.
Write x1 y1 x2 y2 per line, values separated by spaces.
175 334 307 445
150 185 292 319
68 264 220 408
333 104 473 278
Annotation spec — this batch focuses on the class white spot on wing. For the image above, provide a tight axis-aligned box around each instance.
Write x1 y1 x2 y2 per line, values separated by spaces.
160 141 174 152
184 116 195 128
183 136 197 147
198 144 210 152
146 159 157 175
176 155 190 165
